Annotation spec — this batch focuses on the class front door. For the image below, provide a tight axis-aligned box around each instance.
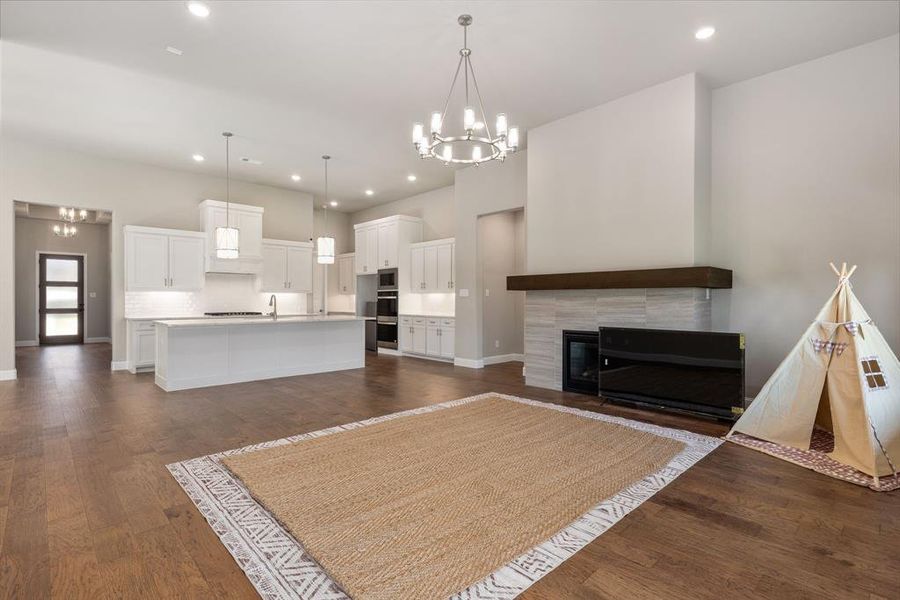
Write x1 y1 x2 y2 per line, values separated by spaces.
39 253 85 345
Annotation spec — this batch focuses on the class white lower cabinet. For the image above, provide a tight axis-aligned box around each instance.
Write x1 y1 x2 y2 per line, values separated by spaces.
127 320 158 373
400 315 453 360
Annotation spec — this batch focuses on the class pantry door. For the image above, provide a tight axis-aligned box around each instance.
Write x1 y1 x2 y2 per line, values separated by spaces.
38 253 85 345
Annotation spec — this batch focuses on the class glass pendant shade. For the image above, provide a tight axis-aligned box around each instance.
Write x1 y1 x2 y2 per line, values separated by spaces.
215 226 240 259
507 126 520 149
316 236 335 264
412 122 424 144
430 111 442 134
463 106 476 130
496 113 508 137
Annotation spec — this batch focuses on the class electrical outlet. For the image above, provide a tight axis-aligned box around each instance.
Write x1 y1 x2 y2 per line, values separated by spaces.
495 340 500 348
459 289 469 297
89 292 97 298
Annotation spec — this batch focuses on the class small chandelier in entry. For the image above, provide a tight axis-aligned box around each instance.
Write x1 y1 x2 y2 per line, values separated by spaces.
412 14 519 166
53 223 77 238
58 206 87 223
216 131 240 259
316 155 335 265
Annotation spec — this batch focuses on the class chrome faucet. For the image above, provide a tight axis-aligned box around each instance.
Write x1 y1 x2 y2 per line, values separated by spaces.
268 294 277 320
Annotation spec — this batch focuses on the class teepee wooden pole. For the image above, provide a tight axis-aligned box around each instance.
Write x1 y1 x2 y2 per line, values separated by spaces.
841 262 847 277
829 262 841 277
846 265 857 278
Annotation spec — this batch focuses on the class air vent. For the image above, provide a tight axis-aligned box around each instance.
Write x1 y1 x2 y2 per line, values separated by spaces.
240 157 263 166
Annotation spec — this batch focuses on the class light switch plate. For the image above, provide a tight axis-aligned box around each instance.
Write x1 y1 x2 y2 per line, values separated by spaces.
485 289 490 297
459 289 469 297
89 292 97 298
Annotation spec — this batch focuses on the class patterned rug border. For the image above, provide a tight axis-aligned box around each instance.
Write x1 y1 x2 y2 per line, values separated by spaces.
726 432 900 492
167 392 723 600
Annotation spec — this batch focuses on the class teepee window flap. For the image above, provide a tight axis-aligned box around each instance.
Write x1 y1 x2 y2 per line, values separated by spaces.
861 357 887 390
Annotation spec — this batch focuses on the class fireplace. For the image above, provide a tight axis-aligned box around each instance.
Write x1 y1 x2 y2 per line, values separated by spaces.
562 330 600 395
562 327 746 420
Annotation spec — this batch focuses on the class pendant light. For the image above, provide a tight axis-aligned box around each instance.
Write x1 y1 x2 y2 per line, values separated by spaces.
216 131 240 259
316 155 336 265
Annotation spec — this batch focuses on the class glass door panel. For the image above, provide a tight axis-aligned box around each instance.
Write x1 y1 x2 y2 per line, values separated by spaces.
39 254 84 345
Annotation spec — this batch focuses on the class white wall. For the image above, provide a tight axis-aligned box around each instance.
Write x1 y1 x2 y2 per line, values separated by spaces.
312 207 355 313
711 35 900 392
526 73 706 273
0 137 315 369
350 185 455 241
454 151 527 365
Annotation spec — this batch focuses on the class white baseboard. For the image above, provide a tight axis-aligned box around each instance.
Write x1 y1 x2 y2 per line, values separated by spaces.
110 361 129 371
377 347 401 356
15 340 38 347
482 353 525 366
86 337 111 344
454 357 484 369
0 369 17 381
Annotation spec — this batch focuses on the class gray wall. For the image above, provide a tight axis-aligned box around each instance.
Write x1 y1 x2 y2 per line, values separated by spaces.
350 185 455 241
479 210 525 358
312 207 355 313
0 137 315 368
15 217 110 342
711 35 900 393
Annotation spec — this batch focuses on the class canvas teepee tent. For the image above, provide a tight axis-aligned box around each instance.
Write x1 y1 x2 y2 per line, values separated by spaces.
727 263 900 486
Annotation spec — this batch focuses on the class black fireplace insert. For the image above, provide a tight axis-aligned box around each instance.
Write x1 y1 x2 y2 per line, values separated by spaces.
563 327 745 420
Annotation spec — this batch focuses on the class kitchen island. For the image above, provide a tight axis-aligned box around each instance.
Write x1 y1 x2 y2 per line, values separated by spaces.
154 315 365 391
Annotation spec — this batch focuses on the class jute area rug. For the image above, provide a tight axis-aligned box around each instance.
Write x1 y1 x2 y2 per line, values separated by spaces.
168 393 722 600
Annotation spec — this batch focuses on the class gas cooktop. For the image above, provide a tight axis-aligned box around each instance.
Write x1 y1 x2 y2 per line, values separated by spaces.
204 311 263 317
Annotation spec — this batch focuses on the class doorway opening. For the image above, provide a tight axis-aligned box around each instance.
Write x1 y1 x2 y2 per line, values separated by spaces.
476 208 525 365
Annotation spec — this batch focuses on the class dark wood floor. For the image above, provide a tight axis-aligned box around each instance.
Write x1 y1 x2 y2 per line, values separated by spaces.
1 344 897 599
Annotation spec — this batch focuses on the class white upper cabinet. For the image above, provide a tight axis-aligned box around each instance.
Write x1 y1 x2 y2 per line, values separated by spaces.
200 199 264 274
410 246 425 292
167 234 206 291
377 221 398 269
437 243 454 292
286 246 313 292
337 253 356 294
261 244 288 291
409 238 455 293
125 226 205 292
353 215 422 275
261 239 313 292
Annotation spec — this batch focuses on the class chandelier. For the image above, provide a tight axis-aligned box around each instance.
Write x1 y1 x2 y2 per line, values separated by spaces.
53 223 77 238
412 14 519 166
316 155 335 265
216 131 240 259
58 206 87 223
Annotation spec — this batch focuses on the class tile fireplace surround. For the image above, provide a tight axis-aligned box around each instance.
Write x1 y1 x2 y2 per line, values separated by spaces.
524 288 711 390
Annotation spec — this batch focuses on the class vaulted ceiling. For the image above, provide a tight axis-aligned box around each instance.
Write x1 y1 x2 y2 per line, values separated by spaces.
2 0 897 211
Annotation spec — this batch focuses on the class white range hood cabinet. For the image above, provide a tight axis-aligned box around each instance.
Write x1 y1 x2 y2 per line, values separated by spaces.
200 199 264 274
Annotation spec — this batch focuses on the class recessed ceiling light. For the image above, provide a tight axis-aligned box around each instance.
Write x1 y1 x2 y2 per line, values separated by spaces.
192 154 205 162
166 46 184 56
187 1 210 18
407 174 417 182
291 174 301 182
695 26 715 40
365 189 374 196
330 200 338 207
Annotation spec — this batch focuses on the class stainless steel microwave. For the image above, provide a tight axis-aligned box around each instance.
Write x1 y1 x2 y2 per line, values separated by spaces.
377 268 398 291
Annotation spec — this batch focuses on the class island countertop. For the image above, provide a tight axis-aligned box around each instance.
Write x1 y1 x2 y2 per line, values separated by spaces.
154 315 367 328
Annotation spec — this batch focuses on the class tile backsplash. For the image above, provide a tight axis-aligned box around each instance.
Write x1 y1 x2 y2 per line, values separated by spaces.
125 274 309 317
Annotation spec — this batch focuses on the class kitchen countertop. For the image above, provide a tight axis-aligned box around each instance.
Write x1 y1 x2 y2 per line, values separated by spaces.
399 313 456 319
155 315 367 328
126 313 318 321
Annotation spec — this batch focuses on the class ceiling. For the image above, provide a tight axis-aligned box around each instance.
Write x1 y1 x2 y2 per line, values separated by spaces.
1 1 897 212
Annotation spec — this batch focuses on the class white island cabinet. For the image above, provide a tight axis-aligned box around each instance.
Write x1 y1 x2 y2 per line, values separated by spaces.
154 316 365 391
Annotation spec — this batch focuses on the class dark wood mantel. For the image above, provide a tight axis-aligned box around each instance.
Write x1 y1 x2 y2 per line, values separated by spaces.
506 266 732 291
